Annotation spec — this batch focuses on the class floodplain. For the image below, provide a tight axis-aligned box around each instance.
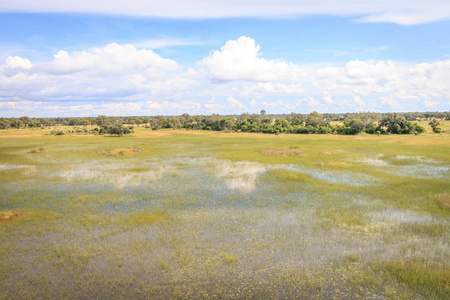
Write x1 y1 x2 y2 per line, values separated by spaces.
0 126 449 299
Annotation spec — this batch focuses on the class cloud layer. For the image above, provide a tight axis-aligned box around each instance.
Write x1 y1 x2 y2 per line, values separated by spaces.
1 1 450 25
1 36 449 116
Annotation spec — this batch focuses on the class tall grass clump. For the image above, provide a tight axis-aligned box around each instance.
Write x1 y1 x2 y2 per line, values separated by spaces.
436 194 450 210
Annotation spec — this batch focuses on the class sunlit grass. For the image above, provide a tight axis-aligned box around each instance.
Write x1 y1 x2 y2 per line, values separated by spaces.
0 127 449 298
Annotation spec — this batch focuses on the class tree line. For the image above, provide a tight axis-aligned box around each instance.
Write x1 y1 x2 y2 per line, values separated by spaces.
0 111 448 135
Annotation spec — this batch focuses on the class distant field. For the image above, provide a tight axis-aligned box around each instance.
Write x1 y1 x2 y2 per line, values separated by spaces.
0 127 449 299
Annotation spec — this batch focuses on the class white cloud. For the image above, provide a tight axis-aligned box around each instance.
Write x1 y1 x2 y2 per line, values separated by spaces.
297 97 324 111
345 60 397 81
381 96 400 109
316 67 340 79
146 101 162 110
316 59 450 102
46 43 178 75
1 1 449 25
356 10 449 26
241 82 304 98
353 95 364 106
321 92 333 104
200 36 303 82
203 97 246 113
1 37 449 116
0 43 189 103
425 100 440 108
5 56 32 69
227 96 245 109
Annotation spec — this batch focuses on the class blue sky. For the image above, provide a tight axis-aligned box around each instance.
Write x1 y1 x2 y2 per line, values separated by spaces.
1 1 449 117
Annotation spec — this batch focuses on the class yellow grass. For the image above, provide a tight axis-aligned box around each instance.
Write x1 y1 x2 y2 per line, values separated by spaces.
325 162 353 168
0 210 26 223
436 194 450 210
261 148 306 157
98 148 144 156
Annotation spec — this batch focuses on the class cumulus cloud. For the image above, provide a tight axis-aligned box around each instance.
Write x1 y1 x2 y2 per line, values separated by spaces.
425 100 440 108
321 92 333 104
227 96 245 109
315 59 450 101
1 1 449 25
1 37 449 116
5 56 32 69
353 95 364 106
296 97 324 112
203 97 247 113
0 43 189 103
46 43 178 75
200 36 303 82
380 95 400 109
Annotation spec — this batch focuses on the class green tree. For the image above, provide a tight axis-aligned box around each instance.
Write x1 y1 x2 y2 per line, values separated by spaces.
343 119 364 135
10 119 23 130
379 113 415 134
0 118 10 130
413 123 426 135
305 111 328 127
428 119 441 133
107 124 131 136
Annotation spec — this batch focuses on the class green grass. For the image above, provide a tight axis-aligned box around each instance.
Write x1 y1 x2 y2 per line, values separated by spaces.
382 261 449 299
0 126 449 298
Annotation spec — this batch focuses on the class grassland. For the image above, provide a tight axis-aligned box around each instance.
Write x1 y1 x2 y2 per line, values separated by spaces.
0 124 449 299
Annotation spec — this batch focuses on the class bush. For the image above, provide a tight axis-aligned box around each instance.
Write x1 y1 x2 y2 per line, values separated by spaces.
50 130 64 135
414 123 426 135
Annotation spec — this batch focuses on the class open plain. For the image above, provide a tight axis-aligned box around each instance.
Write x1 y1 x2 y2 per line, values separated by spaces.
1 126 449 299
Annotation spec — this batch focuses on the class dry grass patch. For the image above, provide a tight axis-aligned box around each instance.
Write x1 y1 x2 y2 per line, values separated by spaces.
436 194 450 210
98 147 144 157
30 148 46 154
0 210 27 223
261 148 307 157
325 162 353 168
316 161 352 168
133 211 167 225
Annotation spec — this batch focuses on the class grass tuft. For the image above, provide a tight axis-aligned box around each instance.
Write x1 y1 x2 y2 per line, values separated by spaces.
261 148 306 157
436 194 450 210
221 253 238 264
133 211 167 224
98 147 143 157
325 161 353 168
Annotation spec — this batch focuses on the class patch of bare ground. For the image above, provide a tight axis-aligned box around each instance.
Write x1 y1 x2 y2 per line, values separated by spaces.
97 147 144 157
30 149 46 154
0 210 26 223
261 148 307 157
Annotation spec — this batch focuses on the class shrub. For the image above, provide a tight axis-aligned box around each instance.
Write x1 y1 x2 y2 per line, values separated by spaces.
50 130 64 135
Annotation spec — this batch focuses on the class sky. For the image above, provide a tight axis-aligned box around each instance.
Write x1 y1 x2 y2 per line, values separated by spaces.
0 1 450 117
